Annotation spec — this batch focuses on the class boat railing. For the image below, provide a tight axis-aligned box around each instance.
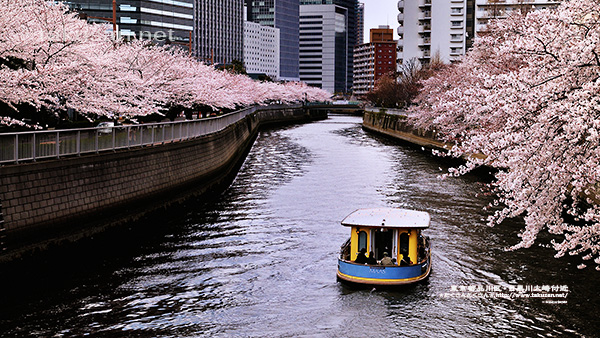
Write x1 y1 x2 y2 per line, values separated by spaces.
416 236 431 264
340 238 351 260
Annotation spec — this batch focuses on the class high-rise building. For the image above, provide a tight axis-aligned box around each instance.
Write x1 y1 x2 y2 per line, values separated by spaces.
397 0 467 65
194 0 244 65
66 0 193 48
474 0 560 37
299 4 348 93
246 0 300 81
397 0 561 66
356 2 365 45
301 0 358 93
244 20 280 79
353 26 397 96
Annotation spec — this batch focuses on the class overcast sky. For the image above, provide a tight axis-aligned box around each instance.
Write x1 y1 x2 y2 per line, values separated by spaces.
361 0 400 41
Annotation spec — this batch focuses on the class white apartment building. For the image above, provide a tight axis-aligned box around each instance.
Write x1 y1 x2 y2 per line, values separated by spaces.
475 0 561 36
397 0 562 67
244 21 280 80
397 0 468 65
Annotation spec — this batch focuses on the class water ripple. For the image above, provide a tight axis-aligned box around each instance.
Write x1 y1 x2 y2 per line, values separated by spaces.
0 115 597 337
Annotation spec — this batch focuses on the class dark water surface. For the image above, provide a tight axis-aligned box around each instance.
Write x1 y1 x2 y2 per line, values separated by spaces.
1 115 598 337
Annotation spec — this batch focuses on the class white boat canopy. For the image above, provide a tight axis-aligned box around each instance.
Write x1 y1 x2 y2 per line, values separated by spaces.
341 208 430 228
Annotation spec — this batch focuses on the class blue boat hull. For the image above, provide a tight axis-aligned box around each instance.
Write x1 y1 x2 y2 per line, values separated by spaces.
337 257 431 286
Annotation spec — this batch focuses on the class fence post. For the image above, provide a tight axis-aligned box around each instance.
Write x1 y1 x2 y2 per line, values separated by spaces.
56 131 60 159
14 134 18 164
32 133 36 162
77 130 81 156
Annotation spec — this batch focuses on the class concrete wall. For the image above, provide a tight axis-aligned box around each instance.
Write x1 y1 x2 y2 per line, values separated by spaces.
0 105 325 260
362 111 453 152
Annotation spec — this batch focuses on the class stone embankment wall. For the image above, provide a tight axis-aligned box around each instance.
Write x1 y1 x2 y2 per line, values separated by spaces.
364 110 600 210
362 111 454 152
0 105 325 260
362 110 489 163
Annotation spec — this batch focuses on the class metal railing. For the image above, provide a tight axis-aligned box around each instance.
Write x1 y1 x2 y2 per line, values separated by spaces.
0 106 259 164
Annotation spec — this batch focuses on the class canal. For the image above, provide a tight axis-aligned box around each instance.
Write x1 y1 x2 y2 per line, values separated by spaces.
0 114 598 337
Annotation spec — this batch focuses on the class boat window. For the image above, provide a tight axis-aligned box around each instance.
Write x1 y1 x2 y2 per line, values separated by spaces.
358 231 368 252
400 231 410 256
374 228 394 260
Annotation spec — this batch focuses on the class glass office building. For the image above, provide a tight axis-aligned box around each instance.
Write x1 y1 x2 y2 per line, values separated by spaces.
246 0 299 81
299 4 348 93
356 2 364 45
300 0 358 93
65 0 194 47
194 0 244 65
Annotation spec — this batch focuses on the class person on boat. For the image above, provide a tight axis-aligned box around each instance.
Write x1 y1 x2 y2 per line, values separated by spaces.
366 251 377 265
417 234 426 262
400 254 412 266
355 248 368 264
380 252 394 266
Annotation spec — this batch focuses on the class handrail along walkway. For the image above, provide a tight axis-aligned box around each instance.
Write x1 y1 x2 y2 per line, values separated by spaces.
0 105 301 165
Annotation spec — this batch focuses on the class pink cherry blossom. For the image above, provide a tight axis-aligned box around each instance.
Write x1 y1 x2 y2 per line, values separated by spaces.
0 0 331 127
409 0 600 270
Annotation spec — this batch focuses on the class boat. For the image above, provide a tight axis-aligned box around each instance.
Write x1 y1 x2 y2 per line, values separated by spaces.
337 208 432 286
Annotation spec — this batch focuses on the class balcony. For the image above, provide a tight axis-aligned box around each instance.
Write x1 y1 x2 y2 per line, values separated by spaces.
451 21 464 30
397 13 404 22
419 11 432 19
398 0 404 10
418 37 432 45
480 10 508 19
419 0 432 7
419 24 432 32
397 26 404 35
450 48 463 56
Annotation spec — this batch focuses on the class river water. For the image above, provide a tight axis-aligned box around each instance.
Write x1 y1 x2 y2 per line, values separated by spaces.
0 115 598 337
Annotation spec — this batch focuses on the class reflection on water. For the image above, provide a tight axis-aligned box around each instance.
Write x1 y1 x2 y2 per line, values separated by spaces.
0 115 598 337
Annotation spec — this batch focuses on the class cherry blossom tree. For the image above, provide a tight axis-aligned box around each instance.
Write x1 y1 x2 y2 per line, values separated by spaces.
0 0 330 128
409 0 600 269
